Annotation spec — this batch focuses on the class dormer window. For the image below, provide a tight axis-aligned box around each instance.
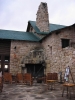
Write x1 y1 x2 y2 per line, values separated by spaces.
61 39 70 48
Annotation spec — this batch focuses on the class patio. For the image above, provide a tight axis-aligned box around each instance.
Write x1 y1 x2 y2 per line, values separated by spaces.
0 82 75 100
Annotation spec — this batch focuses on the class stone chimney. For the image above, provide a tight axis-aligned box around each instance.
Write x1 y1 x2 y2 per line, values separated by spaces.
36 2 49 32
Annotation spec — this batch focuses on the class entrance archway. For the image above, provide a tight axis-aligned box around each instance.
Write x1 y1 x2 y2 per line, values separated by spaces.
25 63 44 78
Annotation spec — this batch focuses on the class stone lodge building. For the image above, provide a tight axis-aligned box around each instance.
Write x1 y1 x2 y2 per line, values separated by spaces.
0 2 75 82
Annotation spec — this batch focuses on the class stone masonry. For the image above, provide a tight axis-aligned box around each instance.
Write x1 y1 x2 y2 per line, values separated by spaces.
9 2 75 83
42 25 75 83
36 2 49 32
10 40 41 75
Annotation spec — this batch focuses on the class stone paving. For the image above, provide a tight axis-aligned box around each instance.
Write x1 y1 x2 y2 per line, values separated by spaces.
0 82 75 100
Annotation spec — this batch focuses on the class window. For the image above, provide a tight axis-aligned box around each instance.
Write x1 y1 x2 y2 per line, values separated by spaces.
5 56 9 62
4 64 9 72
61 39 70 48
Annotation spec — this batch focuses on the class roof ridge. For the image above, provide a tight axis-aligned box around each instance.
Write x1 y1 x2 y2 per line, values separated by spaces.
49 23 66 26
29 20 66 26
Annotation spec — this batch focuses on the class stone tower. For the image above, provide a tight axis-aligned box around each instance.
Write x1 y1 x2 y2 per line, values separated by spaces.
36 2 49 32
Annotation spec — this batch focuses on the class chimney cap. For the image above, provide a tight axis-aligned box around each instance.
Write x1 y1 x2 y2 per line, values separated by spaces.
41 2 47 8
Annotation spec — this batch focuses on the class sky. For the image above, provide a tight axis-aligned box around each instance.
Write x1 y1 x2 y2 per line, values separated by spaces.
0 0 75 32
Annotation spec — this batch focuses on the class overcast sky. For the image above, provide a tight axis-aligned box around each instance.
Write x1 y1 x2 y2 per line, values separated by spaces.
0 0 75 31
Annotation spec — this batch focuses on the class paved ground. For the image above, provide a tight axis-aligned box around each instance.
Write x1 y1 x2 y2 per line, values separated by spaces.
0 82 75 100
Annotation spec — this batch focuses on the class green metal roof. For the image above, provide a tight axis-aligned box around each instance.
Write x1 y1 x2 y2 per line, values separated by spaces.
0 29 40 41
0 21 66 41
49 23 66 32
29 21 40 33
29 21 66 34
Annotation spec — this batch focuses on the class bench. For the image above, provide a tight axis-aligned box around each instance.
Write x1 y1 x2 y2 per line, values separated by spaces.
23 73 33 85
0 77 3 92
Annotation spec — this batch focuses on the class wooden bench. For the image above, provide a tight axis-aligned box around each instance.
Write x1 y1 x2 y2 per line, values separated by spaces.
16 73 23 83
46 73 58 82
23 73 33 85
3 73 12 84
0 77 3 92
46 73 58 90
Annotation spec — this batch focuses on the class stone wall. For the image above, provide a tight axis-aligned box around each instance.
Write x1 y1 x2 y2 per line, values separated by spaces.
42 25 75 83
10 40 41 75
36 2 49 32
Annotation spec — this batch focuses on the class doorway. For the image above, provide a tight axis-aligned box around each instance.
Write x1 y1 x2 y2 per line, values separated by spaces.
0 40 10 74
25 64 44 78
